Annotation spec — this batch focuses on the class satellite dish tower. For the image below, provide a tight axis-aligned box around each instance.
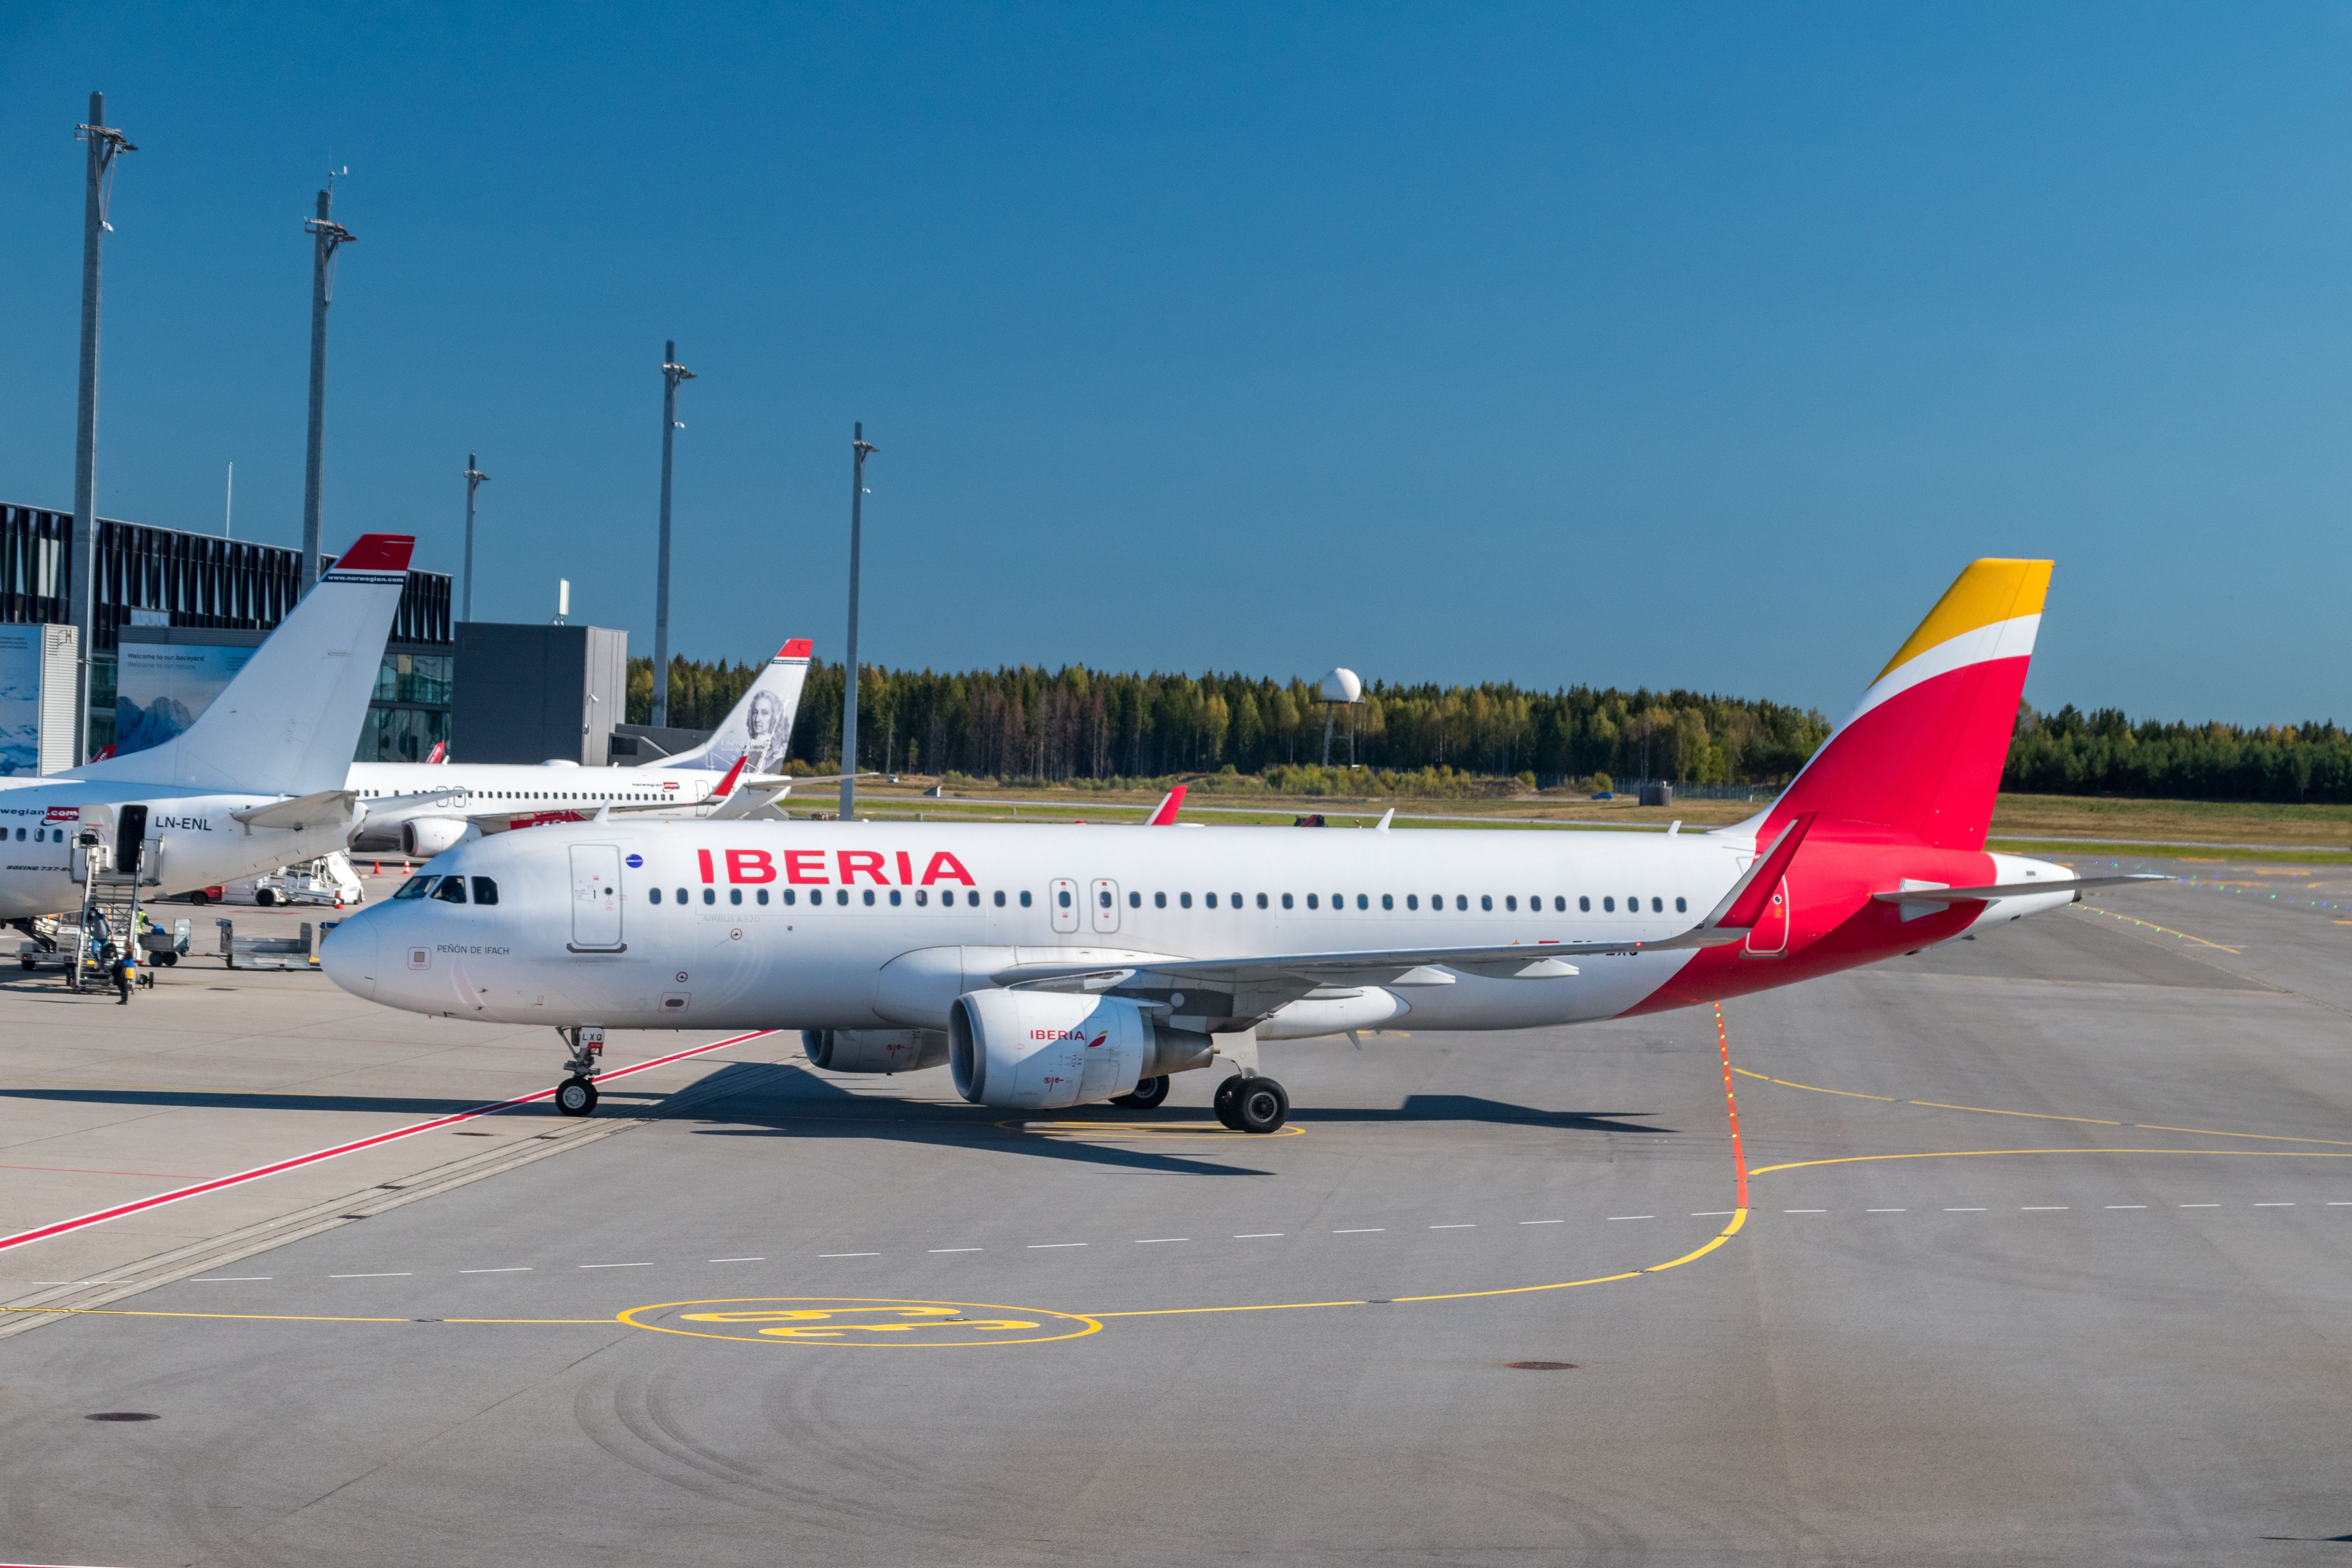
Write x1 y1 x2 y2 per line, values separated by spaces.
1319 667 1363 767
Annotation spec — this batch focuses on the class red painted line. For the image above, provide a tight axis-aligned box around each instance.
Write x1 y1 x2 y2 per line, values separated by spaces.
1714 1003 1749 1209
0 1030 777 1256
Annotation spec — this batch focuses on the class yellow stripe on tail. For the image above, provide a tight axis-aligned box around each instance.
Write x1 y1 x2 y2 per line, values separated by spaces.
1875 559 2052 682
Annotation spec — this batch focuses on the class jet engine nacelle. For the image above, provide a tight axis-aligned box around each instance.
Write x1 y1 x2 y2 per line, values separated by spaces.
801 1028 949 1075
948 990 1213 1110
399 818 477 858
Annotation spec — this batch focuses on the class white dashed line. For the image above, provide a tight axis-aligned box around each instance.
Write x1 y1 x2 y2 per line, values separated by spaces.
709 1257 764 1263
1027 1243 1087 1250
1233 1233 1283 1239
928 1247 982 1253
1133 1238 1190 1244
2103 1206 2146 1210
193 1276 271 1282
330 1273 411 1279
1429 1223 1476 1229
1606 1215 1654 1221
2254 1202 2294 1207
1783 1210 1826 1214
1333 1228 1385 1234
2180 1203 2220 1208
459 1267 530 1274
1519 1219 1565 1225
1943 1208 1986 1212
819 1252 880 1258
2331 1202 2352 1207
33 1280 128 1285
1865 1208 1906 1213
2021 1206 2068 1211
579 1262 653 1269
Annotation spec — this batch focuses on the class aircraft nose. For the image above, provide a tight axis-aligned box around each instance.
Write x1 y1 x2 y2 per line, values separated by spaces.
321 915 378 1001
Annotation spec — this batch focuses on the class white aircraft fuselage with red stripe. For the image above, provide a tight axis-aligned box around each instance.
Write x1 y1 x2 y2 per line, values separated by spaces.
324 560 2117 1123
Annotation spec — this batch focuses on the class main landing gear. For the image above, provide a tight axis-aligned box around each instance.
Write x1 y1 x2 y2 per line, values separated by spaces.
1213 1075 1290 1134
554 1025 605 1118
1109 1075 1171 1109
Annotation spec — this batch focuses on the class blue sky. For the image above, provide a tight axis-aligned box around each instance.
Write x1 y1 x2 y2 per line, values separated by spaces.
2 3 2346 723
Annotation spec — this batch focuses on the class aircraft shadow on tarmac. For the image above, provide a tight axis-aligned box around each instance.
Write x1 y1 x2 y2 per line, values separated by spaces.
683 1062 1677 1178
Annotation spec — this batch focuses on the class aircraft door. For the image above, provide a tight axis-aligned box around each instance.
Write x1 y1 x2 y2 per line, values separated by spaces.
1089 879 1120 934
1743 878 1789 956
1049 878 1080 934
569 844 626 951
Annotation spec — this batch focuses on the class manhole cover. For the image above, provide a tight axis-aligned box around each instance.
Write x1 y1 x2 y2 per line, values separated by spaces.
1505 1361 1576 1371
86 1412 159 1422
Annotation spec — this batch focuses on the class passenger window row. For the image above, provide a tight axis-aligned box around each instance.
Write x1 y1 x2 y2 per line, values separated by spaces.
648 886 1029 909
1122 891 1690 914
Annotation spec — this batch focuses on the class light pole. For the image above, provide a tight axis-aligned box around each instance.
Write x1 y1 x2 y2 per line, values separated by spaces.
299 183 356 597
71 91 135 764
839 423 877 819
650 341 694 727
460 452 490 622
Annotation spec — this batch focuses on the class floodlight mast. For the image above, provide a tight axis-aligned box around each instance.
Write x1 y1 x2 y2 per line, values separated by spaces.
840 424 878 820
461 452 490 622
71 91 135 765
650 341 695 727
299 185 357 597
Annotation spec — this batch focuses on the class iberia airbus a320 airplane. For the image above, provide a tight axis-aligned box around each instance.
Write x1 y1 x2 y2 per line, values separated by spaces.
324 560 2153 1131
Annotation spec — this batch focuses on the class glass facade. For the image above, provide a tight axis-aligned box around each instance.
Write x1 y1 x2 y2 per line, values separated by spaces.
4 502 454 765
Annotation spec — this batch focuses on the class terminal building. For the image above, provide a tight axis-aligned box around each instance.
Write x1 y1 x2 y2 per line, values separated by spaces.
1 501 641 772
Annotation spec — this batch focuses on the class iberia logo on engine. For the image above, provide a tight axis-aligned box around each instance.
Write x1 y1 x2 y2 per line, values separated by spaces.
1030 1030 1110 1048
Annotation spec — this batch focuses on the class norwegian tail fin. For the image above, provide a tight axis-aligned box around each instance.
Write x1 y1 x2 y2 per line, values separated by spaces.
1747 558 2050 852
659 638 813 774
77 535 416 796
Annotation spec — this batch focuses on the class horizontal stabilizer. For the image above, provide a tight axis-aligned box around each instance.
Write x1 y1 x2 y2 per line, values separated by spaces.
1871 874 2166 906
230 789 361 832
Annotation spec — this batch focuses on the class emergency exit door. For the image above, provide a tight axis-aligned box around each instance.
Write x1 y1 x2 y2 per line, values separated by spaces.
1090 879 1120 934
1049 878 1080 934
570 844 625 951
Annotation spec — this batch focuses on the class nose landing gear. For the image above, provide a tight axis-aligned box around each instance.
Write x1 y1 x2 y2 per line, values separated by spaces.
554 1025 606 1117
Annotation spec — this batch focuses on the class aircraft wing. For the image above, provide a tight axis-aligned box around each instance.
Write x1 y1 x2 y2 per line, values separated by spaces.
354 786 473 826
983 931 1740 992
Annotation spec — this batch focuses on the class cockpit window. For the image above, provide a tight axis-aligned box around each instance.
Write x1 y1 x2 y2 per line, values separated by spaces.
471 877 499 906
432 876 469 904
392 876 435 900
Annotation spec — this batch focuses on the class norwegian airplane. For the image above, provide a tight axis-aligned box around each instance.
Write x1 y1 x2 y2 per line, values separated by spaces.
347 639 817 857
322 560 2154 1132
0 536 419 922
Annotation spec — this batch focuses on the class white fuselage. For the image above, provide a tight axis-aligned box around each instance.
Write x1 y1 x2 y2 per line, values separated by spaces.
325 819 1771 1034
0 781 359 920
345 761 720 813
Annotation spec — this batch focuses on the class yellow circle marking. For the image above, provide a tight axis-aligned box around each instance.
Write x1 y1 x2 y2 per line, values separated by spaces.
997 1118 1304 1141
618 1295 1102 1348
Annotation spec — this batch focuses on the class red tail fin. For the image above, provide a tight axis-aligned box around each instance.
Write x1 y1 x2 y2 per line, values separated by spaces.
1146 784 1187 825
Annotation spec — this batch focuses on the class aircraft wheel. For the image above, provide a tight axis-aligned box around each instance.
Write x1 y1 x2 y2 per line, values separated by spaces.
1213 1075 1245 1129
555 1076 599 1117
1109 1075 1170 1109
1231 1078 1289 1134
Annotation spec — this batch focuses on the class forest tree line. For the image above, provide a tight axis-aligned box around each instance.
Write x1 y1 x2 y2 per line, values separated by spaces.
629 656 1830 793
627 659 2352 803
